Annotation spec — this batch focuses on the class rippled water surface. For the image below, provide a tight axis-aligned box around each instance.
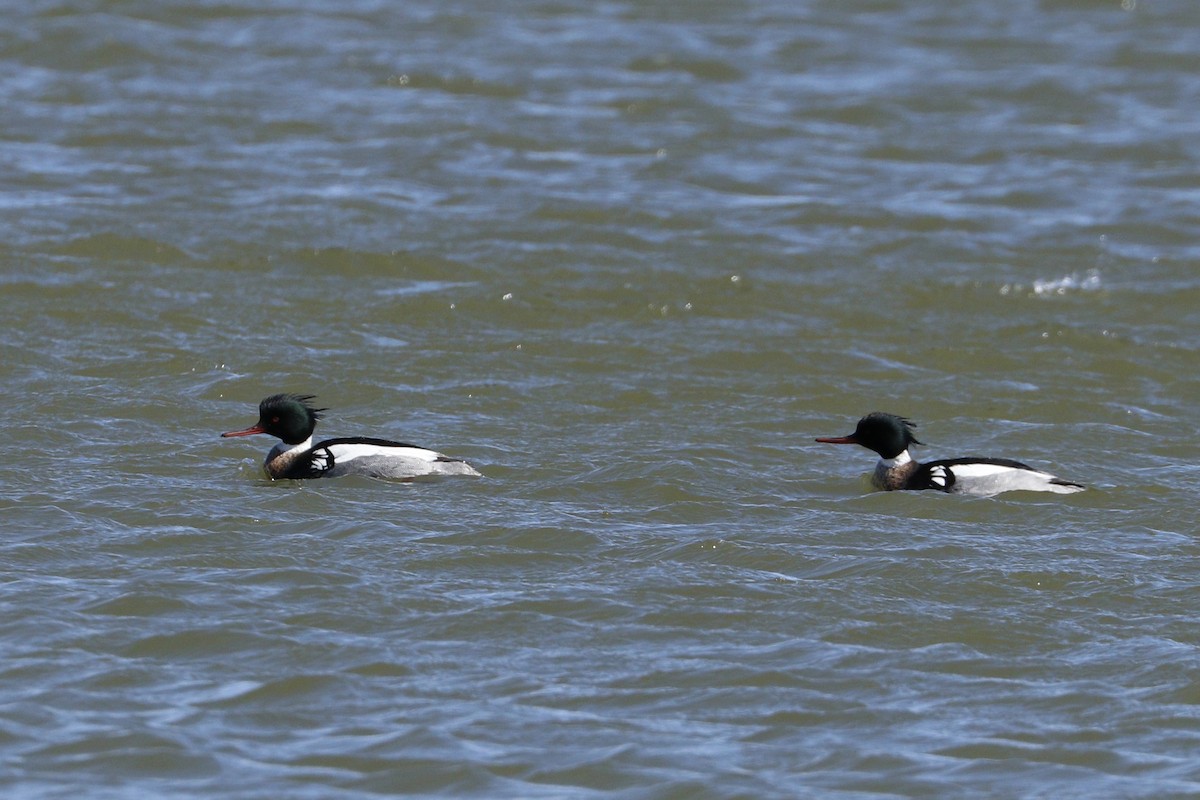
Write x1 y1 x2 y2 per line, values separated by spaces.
4 1 1200 797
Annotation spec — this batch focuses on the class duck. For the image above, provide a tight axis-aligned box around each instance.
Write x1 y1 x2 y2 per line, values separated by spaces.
816 412 1084 496
222 393 481 480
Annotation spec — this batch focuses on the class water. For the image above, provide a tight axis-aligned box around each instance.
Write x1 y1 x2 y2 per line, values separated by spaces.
3 1 1200 797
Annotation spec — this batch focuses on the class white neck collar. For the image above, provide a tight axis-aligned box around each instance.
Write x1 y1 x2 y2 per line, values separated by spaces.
268 436 313 459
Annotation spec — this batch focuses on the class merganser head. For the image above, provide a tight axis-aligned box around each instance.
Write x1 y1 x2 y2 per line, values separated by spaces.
816 412 922 459
221 393 325 445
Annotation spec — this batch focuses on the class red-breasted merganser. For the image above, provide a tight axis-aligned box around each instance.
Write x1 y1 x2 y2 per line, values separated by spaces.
222 394 482 480
816 412 1084 496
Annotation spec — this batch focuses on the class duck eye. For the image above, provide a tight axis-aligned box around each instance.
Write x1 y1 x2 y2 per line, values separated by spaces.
271 416 280 423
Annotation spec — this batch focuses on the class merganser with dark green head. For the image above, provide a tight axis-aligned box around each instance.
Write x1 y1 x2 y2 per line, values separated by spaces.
816 412 1084 496
222 394 481 480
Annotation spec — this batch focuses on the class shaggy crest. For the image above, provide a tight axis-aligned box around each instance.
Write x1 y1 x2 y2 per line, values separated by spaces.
261 393 326 420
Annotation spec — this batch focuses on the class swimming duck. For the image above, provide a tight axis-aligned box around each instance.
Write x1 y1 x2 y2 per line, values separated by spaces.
816 412 1084 496
222 393 481 480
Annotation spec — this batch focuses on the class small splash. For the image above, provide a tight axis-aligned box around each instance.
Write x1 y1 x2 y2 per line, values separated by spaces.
1000 269 1101 297
1033 270 1101 296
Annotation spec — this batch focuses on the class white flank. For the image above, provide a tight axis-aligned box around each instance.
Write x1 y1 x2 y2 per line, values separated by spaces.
321 442 482 479
947 463 1083 496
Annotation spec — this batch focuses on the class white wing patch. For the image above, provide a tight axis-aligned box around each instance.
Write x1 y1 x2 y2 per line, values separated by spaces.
941 462 1082 495
325 443 442 465
947 463 1044 480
